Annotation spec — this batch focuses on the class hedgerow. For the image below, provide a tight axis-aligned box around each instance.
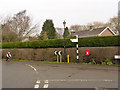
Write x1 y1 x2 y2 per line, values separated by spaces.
1 36 120 48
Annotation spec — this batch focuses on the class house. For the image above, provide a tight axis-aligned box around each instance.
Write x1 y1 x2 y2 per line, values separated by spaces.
70 26 116 38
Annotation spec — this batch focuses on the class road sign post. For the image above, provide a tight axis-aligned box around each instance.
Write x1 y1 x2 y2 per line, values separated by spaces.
54 51 62 63
54 51 59 63
58 51 62 63
114 55 120 60
114 55 120 64
70 35 79 63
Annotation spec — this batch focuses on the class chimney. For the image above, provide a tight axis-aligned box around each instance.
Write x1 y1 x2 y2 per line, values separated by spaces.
89 26 93 31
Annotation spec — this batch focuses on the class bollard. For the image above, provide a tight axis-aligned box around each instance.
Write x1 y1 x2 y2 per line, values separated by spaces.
67 55 69 63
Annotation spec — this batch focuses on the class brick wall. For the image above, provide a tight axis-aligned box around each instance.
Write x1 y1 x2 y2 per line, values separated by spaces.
2 47 119 63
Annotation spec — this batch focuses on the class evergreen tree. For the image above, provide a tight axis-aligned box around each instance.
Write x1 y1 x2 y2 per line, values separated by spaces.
63 27 70 38
41 19 57 40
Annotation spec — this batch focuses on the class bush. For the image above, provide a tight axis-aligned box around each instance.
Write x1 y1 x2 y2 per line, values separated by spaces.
1 36 120 49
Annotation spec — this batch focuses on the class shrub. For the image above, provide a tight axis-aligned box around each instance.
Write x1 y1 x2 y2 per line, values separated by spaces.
1 36 120 49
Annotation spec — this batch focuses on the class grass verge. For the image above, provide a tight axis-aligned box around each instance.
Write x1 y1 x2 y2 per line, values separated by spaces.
1 59 120 66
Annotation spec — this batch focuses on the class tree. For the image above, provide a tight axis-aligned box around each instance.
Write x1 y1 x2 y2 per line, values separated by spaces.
2 10 40 42
2 30 18 42
0 16 3 43
1 16 19 42
2 23 19 42
41 19 57 39
43 32 48 40
119 9 120 33
86 21 106 30
70 21 107 31
63 27 70 38
106 16 118 34
70 25 81 30
70 25 89 31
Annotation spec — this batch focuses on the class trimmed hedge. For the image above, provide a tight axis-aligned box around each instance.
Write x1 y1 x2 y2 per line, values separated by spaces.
1 36 120 48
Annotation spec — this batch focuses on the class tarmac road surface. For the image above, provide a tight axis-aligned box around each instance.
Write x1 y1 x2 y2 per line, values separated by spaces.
2 61 119 89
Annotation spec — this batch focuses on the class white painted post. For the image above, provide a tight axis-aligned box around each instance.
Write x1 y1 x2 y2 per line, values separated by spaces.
58 51 62 63
57 55 59 63
60 55 62 63
70 35 79 63
54 51 59 63
76 44 79 62
114 55 120 59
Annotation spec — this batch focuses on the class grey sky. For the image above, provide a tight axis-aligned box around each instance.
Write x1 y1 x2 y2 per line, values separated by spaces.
0 0 119 28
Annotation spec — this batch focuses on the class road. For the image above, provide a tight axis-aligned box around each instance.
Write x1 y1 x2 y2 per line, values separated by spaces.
2 61 119 89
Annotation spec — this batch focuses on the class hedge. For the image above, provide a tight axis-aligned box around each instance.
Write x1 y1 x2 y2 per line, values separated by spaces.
1 36 120 48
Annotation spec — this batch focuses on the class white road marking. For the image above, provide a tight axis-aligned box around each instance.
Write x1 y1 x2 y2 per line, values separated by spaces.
43 84 49 88
33 79 113 88
48 79 113 82
34 84 39 88
104 79 113 82
26 64 37 72
36 80 40 84
45 80 49 83
43 80 49 88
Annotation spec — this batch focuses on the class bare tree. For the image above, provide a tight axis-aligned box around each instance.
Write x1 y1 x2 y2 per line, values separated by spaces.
1 16 19 42
107 16 118 34
0 16 3 43
4 10 40 41
0 17 2 25
87 21 106 29
70 25 81 30
70 25 88 31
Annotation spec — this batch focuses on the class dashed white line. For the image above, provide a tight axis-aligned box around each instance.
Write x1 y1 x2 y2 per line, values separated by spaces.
36 80 40 84
45 80 49 83
33 79 113 88
49 79 113 82
43 84 49 88
34 84 39 88
43 80 49 88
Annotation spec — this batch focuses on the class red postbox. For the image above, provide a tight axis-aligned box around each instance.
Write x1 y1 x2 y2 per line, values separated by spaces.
86 49 90 56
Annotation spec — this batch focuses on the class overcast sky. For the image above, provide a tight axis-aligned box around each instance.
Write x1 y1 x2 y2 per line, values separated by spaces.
0 0 119 28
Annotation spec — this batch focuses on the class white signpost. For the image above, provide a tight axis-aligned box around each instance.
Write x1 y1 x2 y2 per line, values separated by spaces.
54 51 59 62
114 55 120 64
70 35 78 43
114 55 120 60
58 51 62 63
70 35 79 63
54 51 62 63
